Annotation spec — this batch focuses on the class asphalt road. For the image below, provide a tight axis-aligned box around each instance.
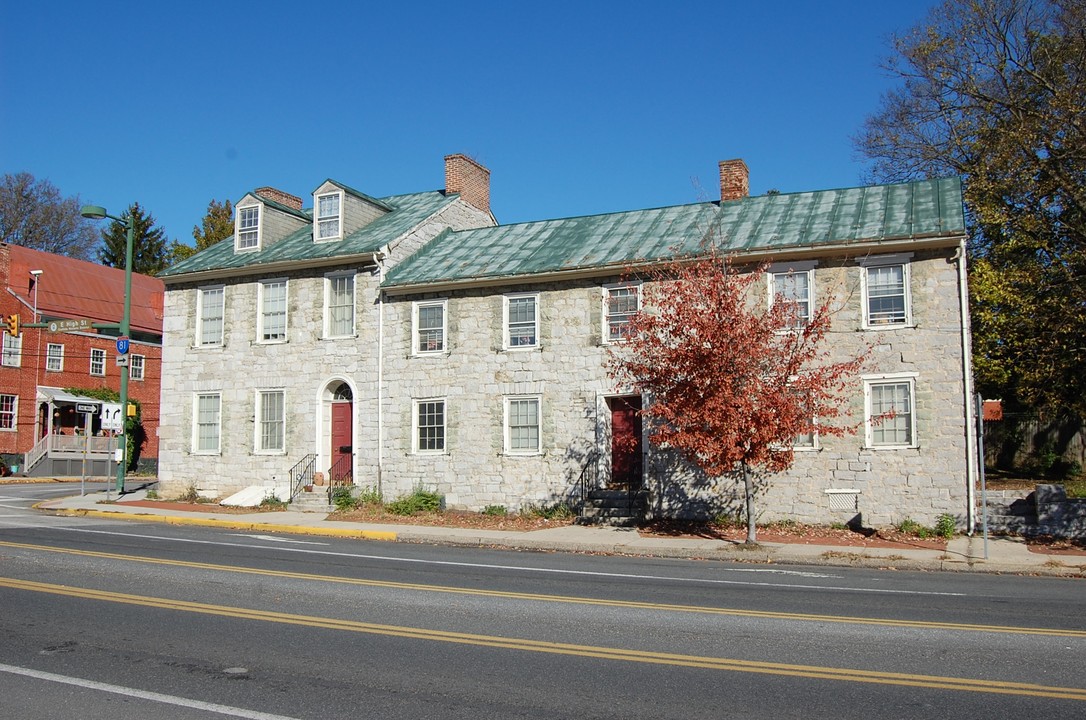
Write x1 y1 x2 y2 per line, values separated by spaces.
1 483 1083 719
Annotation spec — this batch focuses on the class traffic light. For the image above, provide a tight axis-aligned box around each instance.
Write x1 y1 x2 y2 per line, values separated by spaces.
2 313 18 338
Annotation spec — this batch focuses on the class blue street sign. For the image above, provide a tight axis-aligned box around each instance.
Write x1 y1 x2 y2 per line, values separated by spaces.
116 336 130 354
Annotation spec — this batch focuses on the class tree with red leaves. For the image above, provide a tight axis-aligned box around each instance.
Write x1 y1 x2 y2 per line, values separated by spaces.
608 245 867 543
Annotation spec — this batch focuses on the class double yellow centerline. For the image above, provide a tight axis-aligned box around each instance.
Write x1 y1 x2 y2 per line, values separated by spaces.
2 542 1084 701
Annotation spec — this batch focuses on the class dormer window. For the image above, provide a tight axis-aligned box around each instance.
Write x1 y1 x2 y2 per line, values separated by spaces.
237 205 261 250
316 192 342 241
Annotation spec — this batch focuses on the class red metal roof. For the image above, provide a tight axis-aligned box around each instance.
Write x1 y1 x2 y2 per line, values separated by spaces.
5 244 163 335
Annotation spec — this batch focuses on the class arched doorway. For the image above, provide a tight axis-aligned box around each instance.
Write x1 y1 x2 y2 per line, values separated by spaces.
329 382 353 484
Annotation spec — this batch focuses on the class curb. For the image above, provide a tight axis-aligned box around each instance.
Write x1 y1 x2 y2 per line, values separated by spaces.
42 507 398 542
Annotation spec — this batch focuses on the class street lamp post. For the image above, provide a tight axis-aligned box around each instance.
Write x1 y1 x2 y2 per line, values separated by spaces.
80 205 134 493
29 269 43 393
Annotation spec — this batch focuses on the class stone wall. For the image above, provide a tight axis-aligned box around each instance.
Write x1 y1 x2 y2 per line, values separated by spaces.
985 484 1086 539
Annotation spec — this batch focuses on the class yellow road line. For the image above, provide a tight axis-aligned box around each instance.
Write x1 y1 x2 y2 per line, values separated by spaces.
1 576 1084 701
1 539 1082 639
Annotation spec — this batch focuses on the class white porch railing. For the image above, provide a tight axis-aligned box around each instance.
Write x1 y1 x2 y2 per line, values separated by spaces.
24 433 116 472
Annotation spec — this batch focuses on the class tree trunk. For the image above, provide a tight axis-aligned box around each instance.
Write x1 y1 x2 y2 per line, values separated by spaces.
742 462 757 544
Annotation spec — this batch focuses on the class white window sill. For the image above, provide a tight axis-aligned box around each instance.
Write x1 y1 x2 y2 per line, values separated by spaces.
502 450 543 457
861 323 915 331
863 443 919 451
412 351 450 358
502 345 540 353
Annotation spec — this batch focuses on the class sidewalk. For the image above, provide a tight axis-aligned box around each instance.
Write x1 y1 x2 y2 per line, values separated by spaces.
35 487 1085 577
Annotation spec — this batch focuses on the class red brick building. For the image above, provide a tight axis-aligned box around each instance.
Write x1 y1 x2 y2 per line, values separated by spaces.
0 242 163 475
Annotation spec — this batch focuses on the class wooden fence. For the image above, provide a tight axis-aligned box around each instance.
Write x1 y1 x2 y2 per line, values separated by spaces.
983 413 1085 473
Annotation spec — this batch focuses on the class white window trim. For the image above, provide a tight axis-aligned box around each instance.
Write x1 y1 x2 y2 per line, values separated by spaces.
768 261 817 328
602 282 642 345
1 331 21 368
858 253 914 330
315 190 343 243
324 273 356 339
0 393 16 432
255 389 286 455
412 397 448 454
129 354 145 381
196 285 226 348
89 348 106 377
235 203 262 252
502 292 540 351
504 394 542 455
46 343 64 372
257 278 289 344
412 299 448 356
863 372 919 449
192 392 222 455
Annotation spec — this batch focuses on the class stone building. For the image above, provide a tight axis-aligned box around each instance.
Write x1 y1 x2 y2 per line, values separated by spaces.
157 154 978 528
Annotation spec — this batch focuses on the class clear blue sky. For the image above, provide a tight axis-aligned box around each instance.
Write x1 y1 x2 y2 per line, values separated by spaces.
1 1 939 248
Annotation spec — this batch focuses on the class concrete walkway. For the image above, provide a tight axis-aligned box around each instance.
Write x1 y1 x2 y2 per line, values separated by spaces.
35 487 1085 577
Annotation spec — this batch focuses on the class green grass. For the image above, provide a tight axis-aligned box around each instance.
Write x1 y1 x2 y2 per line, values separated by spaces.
482 505 507 516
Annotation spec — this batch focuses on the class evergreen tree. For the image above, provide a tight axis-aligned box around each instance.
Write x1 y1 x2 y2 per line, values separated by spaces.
97 202 170 276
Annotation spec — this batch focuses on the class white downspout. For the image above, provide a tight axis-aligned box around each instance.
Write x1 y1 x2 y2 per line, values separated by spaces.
955 238 979 534
376 258 385 497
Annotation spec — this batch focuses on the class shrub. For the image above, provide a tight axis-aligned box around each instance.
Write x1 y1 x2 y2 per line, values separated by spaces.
259 494 287 510
331 486 359 511
896 517 932 539
522 502 575 520
935 513 956 539
176 485 200 503
387 488 443 516
482 505 507 516
145 488 159 500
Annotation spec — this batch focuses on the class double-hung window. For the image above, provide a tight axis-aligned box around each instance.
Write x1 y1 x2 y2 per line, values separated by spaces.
130 354 145 381
604 284 640 343
259 280 288 342
1 331 21 367
46 343 64 372
0 394 16 431
326 274 354 338
236 205 260 250
316 192 342 241
414 399 446 453
770 263 815 328
413 300 447 354
860 254 912 328
504 293 539 349
89 348 106 376
257 390 285 453
197 286 225 347
194 393 221 453
864 375 917 448
504 396 541 454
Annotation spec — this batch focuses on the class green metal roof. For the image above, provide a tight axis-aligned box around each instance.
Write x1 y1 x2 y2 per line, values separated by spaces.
160 190 458 278
383 177 965 289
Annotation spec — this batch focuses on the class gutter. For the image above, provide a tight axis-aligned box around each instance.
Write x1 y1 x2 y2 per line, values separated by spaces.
160 253 381 286
954 238 979 534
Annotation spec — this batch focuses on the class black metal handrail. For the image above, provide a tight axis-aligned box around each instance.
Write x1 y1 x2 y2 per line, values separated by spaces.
327 454 353 495
577 451 600 512
288 454 317 500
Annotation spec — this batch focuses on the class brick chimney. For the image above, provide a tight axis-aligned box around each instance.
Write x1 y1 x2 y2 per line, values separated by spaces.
255 186 303 211
718 159 749 202
445 154 490 214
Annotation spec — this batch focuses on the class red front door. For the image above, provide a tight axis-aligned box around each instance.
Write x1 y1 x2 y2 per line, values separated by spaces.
610 396 642 490
331 401 352 482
